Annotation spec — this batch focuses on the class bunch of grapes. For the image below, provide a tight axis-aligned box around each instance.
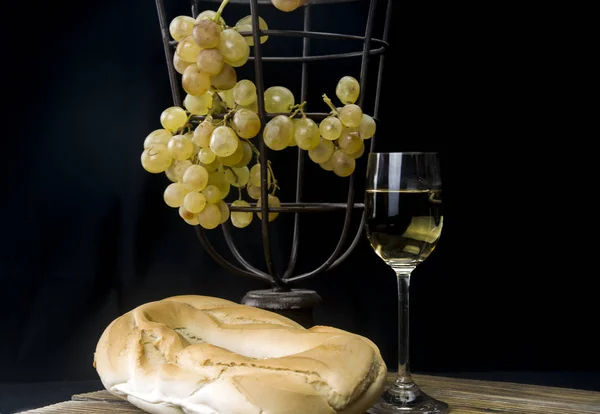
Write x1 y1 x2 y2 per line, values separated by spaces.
140 0 376 230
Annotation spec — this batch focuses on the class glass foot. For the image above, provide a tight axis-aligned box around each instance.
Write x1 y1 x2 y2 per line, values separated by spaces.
367 382 449 413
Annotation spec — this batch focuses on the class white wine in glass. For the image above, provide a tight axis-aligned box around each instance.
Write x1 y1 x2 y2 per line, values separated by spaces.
365 152 447 413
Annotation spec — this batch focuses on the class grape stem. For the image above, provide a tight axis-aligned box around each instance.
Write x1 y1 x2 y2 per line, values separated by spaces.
214 0 230 24
289 101 307 119
322 94 339 116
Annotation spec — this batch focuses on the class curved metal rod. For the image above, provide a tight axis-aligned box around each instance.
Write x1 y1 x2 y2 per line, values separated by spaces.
194 225 273 284
191 112 353 122
283 4 311 280
330 0 393 270
228 202 364 212
200 0 362 5
246 48 385 63
220 222 275 282
156 0 182 107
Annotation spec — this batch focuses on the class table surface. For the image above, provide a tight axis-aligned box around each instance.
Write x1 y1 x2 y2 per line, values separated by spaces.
16 373 600 414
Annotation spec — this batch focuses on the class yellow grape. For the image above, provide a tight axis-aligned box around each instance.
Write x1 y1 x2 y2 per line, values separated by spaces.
202 184 222 203
182 164 209 191
359 114 376 139
195 10 225 26
319 116 343 140
216 200 230 223
218 29 250 67
144 129 172 148
193 120 216 147
293 118 320 150
256 194 280 221
164 182 189 207
165 160 192 182
192 19 222 49
249 164 272 188
235 15 268 46
308 139 334 164
246 184 261 200
337 128 362 155
167 134 194 160
160 106 188 132
201 157 220 173
176 35 202 63
320 158 334 171
169 16 195 41
141 145 172 173
331 149 356 177
231 200 253 228
263 115 294 150
232 108 261 139
211 64 237 90
218 88 235 108
338 104 363 128
197 203 221 229
349 139 365 159
272 0 303 12
225 166 250 187
184 93 213 115
186 131 201 157
183 191 207 213
179 205 200 225
219 141 244 166
210 126 239 157
233 80 257 106
182 65 211 96
264 86 295 113
235 141 253 167
240 100 258 112
173 52 193 75
207 171 231 199
198 147 216 164
336 76 360 105
196 48 224 75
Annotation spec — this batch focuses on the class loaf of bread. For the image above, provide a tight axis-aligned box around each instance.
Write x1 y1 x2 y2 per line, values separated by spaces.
93 295 387 414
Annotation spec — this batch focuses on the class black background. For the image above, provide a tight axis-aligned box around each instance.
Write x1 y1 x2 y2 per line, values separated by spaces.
1 0 598 409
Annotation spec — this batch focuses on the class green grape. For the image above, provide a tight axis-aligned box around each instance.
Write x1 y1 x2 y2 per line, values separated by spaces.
218 29 250 67
174 53 193 75
235 15 268 46
192 19 222 49
210 126 239 157
249 164 272 188
263 115 294 150
183 191 207 213
141 145 172 173
207 171 231 199
164 182 189 208
198 147 216 164
349 139 365 159
201 157 220 173
338 104 363 128
218 88 235 108
232 108 261 139
219 141 244 166
197 203 221 229
264 86 295 113
182 164 209 191
320 158 334 171
184 93 212 115
337 128 362 155
216 200 230 224
160 107 188 132
272 0 303 12
233 80 257 106
176 35 202 63
165 160 192 182
195 10 225 26
231 200 253 228
144 129 172 149
319 116 343 140
335 76 360 105
196 48 224 75
358 114 376 139
256 194 280 221
182 65 211 96
167 134 194 160
193 120 215 147
226 166 250 187
293 118 320 150
179 205 200 225
331 149 356 177
234 141 253 167
246 184 261 200
169 16 196 41
211 64 237 90
308 139 334 164
185 131 201 157
240 100 258 113
202 184 222 203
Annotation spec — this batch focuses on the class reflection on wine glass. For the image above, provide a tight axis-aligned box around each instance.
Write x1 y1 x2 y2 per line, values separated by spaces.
365 152 447 413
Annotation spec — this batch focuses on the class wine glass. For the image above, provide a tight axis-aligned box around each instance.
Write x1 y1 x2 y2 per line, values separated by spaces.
364 152 447 413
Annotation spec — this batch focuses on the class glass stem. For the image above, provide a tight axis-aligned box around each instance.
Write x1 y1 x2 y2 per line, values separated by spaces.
395 269 414 386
